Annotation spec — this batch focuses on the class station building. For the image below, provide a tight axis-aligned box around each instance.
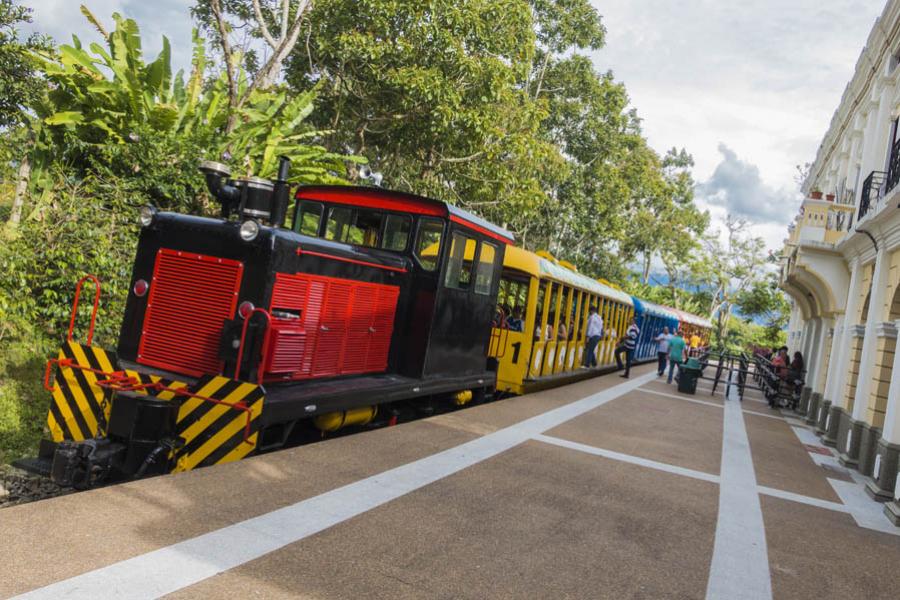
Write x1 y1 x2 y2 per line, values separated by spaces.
781 0 900 524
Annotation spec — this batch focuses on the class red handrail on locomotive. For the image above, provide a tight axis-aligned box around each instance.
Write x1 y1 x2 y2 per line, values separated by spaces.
235 307 274 383
67 274 101 346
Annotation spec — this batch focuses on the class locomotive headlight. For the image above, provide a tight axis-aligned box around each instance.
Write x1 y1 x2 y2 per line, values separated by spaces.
139 205 156 227
239 219 259 241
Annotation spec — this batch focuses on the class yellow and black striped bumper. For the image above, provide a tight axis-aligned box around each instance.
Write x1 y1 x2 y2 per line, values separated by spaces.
46 341 117 442
172 375 265 473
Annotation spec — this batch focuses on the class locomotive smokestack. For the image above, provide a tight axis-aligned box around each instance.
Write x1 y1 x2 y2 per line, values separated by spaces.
199 160 241 218
270 156 292 228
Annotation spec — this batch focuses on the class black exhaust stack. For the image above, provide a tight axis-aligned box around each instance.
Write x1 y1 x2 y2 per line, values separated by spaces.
270 156 291 228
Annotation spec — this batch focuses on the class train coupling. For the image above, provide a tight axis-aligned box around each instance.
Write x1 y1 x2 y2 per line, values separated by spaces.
50 438 126 490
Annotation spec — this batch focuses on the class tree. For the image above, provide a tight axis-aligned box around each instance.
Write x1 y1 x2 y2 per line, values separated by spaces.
0 0 50 129
736 273 790 347
700 216 767 344
618 148 709 284
1 0 51 228
285 0 559 231
192 0 314 132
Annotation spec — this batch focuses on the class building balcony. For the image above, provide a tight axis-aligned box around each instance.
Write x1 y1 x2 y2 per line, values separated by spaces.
858 170 886 221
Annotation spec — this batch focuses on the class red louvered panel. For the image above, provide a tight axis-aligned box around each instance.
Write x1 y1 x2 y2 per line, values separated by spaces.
365 285 399 371
138 249 243 377
341 286 377 374
312 281 352 377
264 322 308 374
267 272 399 381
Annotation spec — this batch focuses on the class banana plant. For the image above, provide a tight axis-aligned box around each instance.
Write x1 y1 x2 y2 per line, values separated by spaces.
30 5 359 184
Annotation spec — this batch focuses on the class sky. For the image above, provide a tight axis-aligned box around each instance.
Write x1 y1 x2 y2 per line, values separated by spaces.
20 0 887 252
589 0 885 251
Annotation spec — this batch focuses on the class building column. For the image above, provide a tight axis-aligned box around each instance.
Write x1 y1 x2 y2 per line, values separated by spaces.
819 258 863 438
873 319 900 518
839 247 889 468
810 315 845 424
812 317 833 394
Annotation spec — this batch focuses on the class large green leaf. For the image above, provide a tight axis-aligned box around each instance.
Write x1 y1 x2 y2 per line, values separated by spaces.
45 111 85 125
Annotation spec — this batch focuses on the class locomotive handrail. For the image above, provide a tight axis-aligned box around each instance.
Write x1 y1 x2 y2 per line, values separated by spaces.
489 307 509 359
67 274 101 346
235 307 274 383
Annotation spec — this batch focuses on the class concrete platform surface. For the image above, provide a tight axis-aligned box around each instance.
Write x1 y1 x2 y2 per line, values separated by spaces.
3 364 900 600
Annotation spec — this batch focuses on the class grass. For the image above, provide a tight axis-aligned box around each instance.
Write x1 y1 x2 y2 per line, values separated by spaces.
0 334 55 465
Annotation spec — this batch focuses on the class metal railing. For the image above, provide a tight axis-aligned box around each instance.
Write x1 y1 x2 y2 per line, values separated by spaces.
858 170 886 221
888 136 900 193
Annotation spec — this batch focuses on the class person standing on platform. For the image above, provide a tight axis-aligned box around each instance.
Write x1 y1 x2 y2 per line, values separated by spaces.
582 306 603 368
654 327 672 376
616 318 640 378
689 331 701 356
667 329 687 384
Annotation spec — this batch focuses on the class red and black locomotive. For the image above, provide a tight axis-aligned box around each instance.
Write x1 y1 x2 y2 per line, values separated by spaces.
34 157 513 488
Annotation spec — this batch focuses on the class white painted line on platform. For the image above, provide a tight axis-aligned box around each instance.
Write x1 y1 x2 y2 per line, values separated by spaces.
757 486 850 513
829 478 900 536
533 434 720 484
637 387 722 409
536 435 858 518
785 415 900 535
741 410 784 421
705 378 772 600
12 374 657 600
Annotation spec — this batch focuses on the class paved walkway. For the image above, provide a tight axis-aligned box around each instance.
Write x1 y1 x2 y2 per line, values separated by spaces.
4 365 900 599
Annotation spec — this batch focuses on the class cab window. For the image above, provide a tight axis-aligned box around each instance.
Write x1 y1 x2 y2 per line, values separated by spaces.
294 201 323 236
444 232 476 289
324 207 411 251
383 214 411 251
474 242 497 295
414 218 444 271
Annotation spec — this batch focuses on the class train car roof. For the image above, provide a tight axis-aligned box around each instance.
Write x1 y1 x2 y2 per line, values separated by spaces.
503 246 633 306
295 185 515 245
668 307 713 329
632 297 680 322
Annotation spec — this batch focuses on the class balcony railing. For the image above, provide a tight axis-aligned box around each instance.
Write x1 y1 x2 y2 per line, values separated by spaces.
858 170 886 221
888 135 900 192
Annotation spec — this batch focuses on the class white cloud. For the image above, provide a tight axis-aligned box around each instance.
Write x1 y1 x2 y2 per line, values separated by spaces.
697 143 802 226
590 0 883 251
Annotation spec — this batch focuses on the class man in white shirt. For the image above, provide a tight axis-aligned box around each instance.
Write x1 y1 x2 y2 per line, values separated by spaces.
582 305 603 368
654 327 672 377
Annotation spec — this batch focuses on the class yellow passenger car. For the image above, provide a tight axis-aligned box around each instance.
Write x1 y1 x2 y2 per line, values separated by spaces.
488 246 634 395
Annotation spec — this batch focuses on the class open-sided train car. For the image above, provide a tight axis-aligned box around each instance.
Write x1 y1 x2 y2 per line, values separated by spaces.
671 308 713 352
35 160 514 488
490 247 634 395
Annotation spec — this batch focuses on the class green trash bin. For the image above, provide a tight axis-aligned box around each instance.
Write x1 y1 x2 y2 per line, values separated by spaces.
678 363 701 394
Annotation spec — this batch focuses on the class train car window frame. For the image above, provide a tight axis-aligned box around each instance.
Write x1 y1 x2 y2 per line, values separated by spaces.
413 217 445 271
293 200 324 236
474 241 498 296
444 232 477 290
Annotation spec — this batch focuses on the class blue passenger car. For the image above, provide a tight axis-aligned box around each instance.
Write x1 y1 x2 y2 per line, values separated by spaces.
631 297 680 361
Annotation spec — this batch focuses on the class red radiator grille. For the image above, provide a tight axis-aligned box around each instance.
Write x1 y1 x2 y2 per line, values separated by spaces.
138 249 244 377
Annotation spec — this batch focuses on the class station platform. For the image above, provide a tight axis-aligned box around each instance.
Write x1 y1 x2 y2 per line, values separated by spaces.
4 365 900 599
